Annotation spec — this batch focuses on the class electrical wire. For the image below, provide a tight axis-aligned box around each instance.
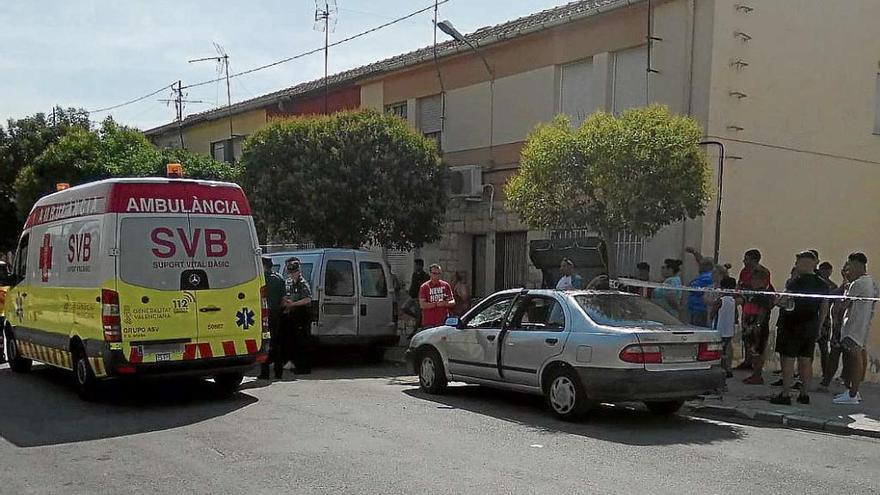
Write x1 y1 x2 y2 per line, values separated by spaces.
87 83 175 113
182 0 451 90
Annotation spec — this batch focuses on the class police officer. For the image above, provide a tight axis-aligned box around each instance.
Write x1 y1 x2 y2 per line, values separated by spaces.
259 257 286 380
282 258 313 374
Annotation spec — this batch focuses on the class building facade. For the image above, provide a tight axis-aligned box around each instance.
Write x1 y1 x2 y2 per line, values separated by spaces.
145 0 880 378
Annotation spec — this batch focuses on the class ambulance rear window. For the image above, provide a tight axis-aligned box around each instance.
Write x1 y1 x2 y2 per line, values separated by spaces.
120 217 258 290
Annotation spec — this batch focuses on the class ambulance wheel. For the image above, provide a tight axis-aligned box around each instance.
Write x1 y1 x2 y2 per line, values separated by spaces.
5 327 32 373
72 348 100 401
215 372 244 396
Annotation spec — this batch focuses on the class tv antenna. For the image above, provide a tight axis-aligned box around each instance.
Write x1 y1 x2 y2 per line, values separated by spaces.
159 81 204 149
314 0 337 114
189 43 234 141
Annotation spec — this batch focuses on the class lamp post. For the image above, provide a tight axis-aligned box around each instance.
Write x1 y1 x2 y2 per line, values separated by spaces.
437 20 495 162
699 140 725 263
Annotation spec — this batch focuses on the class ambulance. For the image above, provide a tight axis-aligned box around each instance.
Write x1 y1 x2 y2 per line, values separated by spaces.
1 176 269 399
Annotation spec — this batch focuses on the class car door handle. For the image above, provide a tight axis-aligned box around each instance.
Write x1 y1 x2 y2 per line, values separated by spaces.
486 334 496 342
360 304 367 316
199 306 222 313
545 338 558 345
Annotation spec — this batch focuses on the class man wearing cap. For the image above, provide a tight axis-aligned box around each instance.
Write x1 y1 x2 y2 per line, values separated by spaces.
259 257 286 380
834 253 879 404
282 258 313 375
771 251 830 405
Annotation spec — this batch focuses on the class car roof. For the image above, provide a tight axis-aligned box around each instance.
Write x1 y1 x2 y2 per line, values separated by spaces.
486 288 636 297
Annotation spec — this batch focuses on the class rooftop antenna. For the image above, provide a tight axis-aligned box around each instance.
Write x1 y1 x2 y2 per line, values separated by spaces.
189 43 234 141
158 81 204 149
314 0 337 114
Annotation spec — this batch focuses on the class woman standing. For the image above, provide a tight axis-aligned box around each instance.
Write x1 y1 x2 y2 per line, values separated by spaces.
451 271 472 317
652 259 684 317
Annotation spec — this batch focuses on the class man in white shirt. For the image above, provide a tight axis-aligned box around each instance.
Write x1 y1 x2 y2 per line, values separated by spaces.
714 277 738 378
834 252 879 405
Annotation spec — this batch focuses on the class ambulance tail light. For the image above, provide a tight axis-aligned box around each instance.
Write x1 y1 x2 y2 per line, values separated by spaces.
260 286 269 329
102 289 122 342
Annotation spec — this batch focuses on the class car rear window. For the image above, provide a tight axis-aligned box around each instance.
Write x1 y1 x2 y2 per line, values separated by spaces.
575 294 683 327
120 217 258 290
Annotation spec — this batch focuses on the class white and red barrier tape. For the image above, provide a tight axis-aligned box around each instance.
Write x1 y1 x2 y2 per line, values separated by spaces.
614 277 880 303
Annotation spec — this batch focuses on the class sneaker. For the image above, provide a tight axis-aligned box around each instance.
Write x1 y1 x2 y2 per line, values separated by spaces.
796 394 810 405
770 378 784 386
833 393 862 405
792 381 803 390
726 371 734 379
770 393 792 405
819 379 831 388
743 375 764 385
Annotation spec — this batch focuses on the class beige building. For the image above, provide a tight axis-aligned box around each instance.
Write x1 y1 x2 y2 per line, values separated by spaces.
146 0 880 379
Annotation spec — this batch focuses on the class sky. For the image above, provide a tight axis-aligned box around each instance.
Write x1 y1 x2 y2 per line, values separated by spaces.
0 0 569 130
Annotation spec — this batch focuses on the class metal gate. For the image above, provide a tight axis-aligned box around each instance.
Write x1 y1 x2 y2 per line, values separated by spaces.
614 231 646 277
495 231 528 291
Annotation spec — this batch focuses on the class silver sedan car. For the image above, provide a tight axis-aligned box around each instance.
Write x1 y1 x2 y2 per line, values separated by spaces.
406 289 725 420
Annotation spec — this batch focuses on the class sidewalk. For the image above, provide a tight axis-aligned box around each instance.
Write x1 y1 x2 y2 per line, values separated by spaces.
687 368 880 438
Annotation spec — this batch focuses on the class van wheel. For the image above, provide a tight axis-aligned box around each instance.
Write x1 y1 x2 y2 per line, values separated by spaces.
215 373 244 396
5 328 32 373
418 348 447 394
72 349 100 401
645 400 684 416
545 368 591 421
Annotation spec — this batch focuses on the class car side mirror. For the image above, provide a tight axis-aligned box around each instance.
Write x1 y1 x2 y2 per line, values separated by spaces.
445 317 460 328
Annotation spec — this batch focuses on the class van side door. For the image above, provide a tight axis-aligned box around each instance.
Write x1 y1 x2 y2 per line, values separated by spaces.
318 253 358 337
355 253 394 339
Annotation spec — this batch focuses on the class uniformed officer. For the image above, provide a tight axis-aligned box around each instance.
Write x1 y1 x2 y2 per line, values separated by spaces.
282 258 313 374
259 257 286 380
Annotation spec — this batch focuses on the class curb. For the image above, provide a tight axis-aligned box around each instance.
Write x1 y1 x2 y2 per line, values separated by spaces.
685 403 880 439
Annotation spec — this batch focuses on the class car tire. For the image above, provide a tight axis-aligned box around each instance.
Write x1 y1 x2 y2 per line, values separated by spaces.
545 368 591 421
418 348 447 394
215 373 244 396
72 348 100 401
5 327 32 373
644 400 685 416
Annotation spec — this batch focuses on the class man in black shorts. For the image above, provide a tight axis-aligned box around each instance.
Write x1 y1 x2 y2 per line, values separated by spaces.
742 267 774 385
771 251 830 405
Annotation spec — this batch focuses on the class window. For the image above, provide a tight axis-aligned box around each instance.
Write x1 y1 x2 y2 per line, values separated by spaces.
14 234 28 282
575 293 682 327
278 261 315 287
464 295 514 329
385 101 407 120
612 45 649 114
325 260 355 297
418 94 442 150
211 137 242 163
560 58 594 126
359 261 388 298
874 73 880 134
510 296 565 331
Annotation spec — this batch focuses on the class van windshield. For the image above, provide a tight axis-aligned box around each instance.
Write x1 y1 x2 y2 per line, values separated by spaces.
119 217 258 290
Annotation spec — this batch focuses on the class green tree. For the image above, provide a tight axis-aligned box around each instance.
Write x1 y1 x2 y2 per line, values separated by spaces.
505 105 711 275
240 109 447 249
14 118 238 215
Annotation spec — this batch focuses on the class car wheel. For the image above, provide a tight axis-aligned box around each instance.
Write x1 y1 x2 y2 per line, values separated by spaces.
545 368 591 421
72 348 100 401
644 400 685 416
418 348 447 394
5 328 32 373
215 373 244 396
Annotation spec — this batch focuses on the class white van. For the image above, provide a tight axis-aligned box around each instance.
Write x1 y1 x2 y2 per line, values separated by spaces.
2 178 268 399
267 249 398 354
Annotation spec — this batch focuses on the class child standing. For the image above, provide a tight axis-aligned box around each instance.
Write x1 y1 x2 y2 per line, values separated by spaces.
714 277 738 379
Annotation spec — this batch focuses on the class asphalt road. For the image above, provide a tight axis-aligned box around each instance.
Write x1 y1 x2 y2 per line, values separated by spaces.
2 360 879 495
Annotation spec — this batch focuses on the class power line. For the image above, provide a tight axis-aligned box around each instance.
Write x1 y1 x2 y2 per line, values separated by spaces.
182 0 451 90
87 83 175 113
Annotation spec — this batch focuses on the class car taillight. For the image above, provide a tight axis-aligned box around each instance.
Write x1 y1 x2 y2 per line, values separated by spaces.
619 344 662 364
260 286 269 329
697 342 723 361
101 288 121 342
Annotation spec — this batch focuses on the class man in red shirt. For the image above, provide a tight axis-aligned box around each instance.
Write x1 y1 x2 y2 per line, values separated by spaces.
418 263 456 329
737 249 772 371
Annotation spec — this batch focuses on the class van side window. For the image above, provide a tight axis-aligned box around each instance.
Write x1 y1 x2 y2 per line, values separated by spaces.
325 260 354 297
359 262 388 298
15 234 29 282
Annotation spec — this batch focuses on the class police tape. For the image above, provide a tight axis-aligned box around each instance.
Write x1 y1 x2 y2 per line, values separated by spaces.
614 277 880 303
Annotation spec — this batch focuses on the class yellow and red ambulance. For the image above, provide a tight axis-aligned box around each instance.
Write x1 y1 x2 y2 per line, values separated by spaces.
2 177 268 399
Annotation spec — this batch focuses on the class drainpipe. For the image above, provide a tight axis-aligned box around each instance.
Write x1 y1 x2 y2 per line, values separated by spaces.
699 140 725 263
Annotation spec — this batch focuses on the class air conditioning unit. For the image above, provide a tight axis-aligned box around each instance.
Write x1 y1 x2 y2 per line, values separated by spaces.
449 165 484 198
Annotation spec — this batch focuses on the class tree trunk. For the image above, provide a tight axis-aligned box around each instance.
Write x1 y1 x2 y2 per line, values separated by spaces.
601 229 618 278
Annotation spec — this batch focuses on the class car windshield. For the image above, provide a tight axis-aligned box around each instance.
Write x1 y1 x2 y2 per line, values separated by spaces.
574 293 683 327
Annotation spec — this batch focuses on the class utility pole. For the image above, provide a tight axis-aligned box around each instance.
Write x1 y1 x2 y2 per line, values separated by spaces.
314 0 336 114
158 80 203 150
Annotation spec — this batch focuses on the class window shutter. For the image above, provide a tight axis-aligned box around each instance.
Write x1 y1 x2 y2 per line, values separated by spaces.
418 94 442 134
560 59 594 125
612 45 649 114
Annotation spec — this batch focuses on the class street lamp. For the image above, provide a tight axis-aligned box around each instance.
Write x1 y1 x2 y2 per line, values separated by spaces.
437 19 495 164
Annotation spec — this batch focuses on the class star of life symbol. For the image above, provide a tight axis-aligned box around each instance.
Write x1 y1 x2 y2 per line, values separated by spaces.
236 307 255 330
39 234 53 283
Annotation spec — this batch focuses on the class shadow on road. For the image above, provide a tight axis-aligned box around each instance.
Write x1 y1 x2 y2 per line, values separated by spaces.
0 365 257 448
404 384 745 446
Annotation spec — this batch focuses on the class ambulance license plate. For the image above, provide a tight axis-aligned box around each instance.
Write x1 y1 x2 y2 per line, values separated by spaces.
155 352 172 362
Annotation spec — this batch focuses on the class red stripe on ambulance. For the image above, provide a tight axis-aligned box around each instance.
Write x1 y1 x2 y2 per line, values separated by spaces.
245 339 258 354
183 344 197 360
222 341 236 356
197 343 213 359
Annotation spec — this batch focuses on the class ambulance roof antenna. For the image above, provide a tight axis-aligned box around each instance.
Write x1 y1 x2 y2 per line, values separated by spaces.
314 0 337 115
